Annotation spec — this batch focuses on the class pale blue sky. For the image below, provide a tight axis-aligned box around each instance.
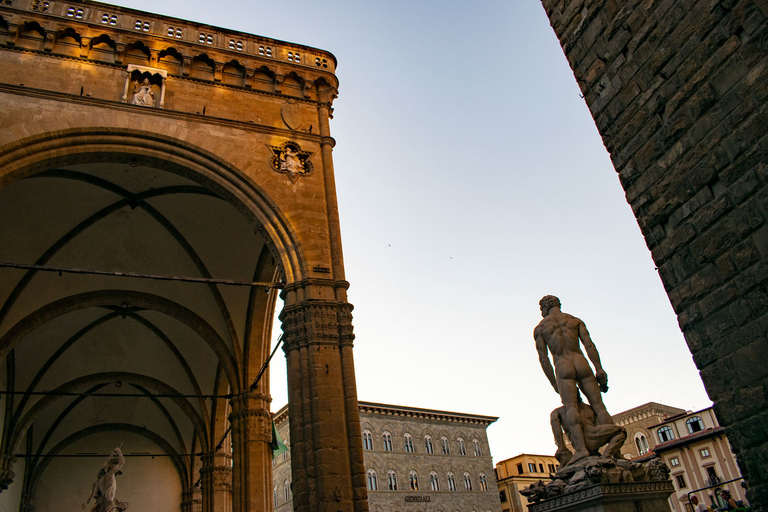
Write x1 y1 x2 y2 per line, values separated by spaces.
112 0 711 461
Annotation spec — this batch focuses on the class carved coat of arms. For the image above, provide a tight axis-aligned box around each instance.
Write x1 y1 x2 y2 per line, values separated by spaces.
269 142 313 182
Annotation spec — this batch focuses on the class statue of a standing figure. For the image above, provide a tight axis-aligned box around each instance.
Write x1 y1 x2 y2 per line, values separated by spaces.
84 447 129 512
534 295 625 466
131 78 154 107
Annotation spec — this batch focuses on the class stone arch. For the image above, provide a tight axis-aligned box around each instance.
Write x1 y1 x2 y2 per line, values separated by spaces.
18 21 45 51
12 310 208 428
251 65 275 93
56 27 80 44
282 71 304 98
9 371 209 454
222 59 246 87
90 33 115 51
158 46 184 75
125 40 151 65
54 27 81 57
27 423 189 495
89 33 116 63
0 128 305 282
0 290 239 394
190 53 215 81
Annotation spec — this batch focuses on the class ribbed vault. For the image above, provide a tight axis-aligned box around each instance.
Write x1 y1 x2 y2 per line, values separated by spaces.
0 136 285 510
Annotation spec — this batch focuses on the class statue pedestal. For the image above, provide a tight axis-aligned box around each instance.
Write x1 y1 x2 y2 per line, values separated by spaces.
527 481 675 512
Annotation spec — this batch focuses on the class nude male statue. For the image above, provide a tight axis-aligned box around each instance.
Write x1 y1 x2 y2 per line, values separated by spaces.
534 295 614 465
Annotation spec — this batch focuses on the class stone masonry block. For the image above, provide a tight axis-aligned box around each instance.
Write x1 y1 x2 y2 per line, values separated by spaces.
689 220 742 264
731 238 763 270
669 186 714 228
724 409 768 451
698 280 741 317
714 383 767 425
691 196 733 232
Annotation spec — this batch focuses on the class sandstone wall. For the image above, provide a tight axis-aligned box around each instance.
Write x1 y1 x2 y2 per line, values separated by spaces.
539 0 768 509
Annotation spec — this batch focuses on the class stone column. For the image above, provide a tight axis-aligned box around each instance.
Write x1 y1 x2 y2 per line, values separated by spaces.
181 488 198 512
229 392 272 512
200 452 232 512
159 77 167 108
280 297 369 512
317 94 345 289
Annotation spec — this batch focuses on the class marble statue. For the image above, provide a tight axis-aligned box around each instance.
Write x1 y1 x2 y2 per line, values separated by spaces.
521 296 672 504
550 393 626 467
131 78 154 107
534 295 617 465
84 447 129 512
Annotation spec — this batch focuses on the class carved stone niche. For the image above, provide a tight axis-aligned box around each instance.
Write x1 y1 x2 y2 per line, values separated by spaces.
122 64 168 108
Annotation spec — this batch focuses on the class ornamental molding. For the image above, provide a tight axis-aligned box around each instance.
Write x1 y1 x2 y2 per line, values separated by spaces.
528 481 675 512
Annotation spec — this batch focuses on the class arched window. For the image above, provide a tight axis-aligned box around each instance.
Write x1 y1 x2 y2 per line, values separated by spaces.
635 433 649 455
387 470 398 491
479 473 488 491
367 469 378 491
473 439 483 456
409 470 419 491
658 426 675 443
284 480 291 501
404 433 414 453
273 486 278 506
382 431 393 451
430 471 440 491
458 438 466 455
441 436 450 454
464 472 473 491
447 472 457 491
425 435 434 454
362 429 373 450
687 416 704 433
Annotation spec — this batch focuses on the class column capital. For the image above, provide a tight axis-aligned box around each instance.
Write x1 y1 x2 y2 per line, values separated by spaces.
279 300 354 352
229 408 272 443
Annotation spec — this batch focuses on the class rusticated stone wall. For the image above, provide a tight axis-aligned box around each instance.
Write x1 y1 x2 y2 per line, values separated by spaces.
539 0 768 509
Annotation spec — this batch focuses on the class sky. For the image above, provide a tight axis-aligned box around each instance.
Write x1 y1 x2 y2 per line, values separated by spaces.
110 0 713 462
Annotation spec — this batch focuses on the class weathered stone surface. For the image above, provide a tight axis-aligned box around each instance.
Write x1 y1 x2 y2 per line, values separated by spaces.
540 0 768 509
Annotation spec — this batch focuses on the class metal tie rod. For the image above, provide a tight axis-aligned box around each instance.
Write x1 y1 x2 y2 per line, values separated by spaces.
0 261 282 288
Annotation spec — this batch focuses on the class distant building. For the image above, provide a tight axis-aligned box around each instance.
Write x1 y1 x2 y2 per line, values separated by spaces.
273 401 502 512
613 402 686 458
647 407 747 512
495 454 560 512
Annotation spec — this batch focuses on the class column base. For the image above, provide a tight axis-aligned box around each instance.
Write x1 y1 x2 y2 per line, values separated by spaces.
528 481 675 512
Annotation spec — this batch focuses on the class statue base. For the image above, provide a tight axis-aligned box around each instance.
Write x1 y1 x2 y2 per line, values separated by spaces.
527 480 675 512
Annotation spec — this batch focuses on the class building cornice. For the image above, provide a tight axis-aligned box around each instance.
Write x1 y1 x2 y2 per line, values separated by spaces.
357 401 498 426
272 402 498 426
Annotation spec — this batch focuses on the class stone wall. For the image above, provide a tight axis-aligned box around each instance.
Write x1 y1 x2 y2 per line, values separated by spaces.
539 0 768 509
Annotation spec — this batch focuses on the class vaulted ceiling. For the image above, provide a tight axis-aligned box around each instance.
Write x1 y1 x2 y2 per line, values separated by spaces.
0 159 280 494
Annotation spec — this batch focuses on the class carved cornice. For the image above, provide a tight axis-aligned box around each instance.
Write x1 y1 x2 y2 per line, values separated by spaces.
528 481 675 512
0 3 339 76
0 82 327 143
280 278 350 296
